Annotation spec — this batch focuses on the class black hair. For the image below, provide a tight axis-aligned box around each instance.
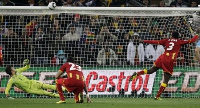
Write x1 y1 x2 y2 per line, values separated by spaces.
67 56 74 63
172 31 179 39
5 66 13 76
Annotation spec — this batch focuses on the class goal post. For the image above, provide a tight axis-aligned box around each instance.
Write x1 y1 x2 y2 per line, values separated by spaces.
0 6 200 98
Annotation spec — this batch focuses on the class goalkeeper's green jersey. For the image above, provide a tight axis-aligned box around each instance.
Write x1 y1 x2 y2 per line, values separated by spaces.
5 65 30 95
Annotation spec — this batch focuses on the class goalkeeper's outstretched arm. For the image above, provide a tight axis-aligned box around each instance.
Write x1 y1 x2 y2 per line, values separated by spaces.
15 59 30 74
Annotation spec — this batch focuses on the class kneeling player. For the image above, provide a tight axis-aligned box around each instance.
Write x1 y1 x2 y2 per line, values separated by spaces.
55 56 91 104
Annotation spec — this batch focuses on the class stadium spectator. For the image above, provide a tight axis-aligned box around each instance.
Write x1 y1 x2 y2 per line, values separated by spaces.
159 0 166 7
96 25 117 45
97 38 118 66
98 15 107 26
127 33 137 66
66 14 86 39
20 28 32 61
137 37 145 66
28 0 37 6
100 1 108 7
113 23 127 65
155 44 165 59
63 0 74 6
0 22 8 37
189 0 198 7
74 0 96 6
89 17 100 35
0 0 15 6
62 26 80 41
109 0 123 7
145 43 156 65
1 26 21 65
170 1 177 7
110 17 124 35
80 26 96 44
79 26 98 65
114 32 129 65
38 0 46 6
34 27 48 65
25 19 37 37
170 0 188 7
142 0 150 7
51 50 67 66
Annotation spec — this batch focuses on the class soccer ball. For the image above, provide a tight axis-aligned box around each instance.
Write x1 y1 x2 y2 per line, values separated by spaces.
48 2 56 10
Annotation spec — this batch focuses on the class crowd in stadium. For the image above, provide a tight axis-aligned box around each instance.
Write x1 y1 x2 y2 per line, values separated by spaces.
0 0 199 7
0 0 199 67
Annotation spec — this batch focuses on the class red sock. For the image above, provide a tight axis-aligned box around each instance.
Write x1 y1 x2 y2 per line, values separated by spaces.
156 84 166 98
74 94 79 103
56 79 65 101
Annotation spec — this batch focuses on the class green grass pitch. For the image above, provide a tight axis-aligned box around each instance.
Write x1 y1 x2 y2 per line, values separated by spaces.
0 98 200 108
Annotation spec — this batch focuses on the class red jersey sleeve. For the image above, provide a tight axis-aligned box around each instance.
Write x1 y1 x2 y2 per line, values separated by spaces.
143 39 166 45
179 35 199 45
59 64 67 72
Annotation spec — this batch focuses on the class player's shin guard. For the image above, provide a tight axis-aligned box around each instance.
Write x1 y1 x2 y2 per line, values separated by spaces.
156 83 167 98
56 79 65 101
137 69 148 76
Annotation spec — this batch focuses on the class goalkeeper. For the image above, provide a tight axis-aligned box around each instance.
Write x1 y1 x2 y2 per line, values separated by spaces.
5 59 60 98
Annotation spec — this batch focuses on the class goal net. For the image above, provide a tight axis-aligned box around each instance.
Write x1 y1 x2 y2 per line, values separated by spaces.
0 6 200 99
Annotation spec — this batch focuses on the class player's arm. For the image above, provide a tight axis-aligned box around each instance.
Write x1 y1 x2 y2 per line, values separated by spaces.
143 39 166 45
84 81 91 103
55 70 64 79
16 59 30 74
55 64 66 79
5 78 14 98
180 35 199 44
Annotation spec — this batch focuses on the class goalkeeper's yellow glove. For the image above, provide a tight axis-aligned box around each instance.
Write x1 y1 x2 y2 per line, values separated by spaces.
23 59 29 65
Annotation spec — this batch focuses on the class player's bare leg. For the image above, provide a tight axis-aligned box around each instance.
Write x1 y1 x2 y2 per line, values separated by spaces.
155 72 171 100
130 66 159 81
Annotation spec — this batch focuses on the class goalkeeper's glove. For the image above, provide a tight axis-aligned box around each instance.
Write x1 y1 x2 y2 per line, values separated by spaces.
23 59 29 65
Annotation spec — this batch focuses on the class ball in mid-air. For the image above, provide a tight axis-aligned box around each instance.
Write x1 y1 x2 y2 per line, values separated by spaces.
48 2 56 10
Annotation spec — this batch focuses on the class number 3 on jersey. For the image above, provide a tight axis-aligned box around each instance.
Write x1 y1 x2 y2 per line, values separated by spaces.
167 42 174 50
166 42 176 59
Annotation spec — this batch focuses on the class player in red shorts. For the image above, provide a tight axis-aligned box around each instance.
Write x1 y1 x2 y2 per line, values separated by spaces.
130 31 199 100
55 56 91 104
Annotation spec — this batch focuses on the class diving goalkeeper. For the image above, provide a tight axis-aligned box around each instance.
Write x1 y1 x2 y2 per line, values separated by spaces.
5 59 60 98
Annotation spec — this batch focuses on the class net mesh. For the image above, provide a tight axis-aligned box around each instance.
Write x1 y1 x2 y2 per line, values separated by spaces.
0 7 200 98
